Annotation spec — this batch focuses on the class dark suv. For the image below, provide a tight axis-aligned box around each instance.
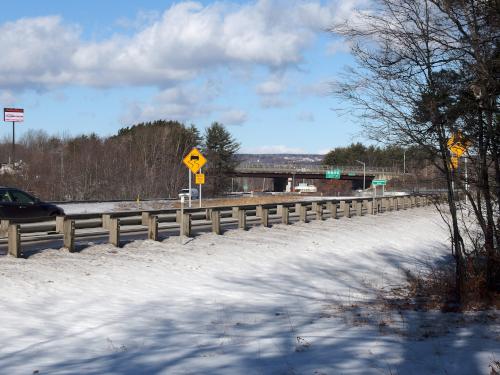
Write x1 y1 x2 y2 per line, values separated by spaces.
0 187 64 219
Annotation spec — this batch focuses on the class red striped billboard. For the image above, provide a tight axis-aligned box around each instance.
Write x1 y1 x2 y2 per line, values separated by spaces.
4 108 24 122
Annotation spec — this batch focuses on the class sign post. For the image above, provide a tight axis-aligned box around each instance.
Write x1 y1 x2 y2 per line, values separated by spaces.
4 108 24 164
182 148 207 208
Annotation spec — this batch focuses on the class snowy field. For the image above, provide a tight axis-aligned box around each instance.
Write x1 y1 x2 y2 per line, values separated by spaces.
0 207 498 374
58 200 175 214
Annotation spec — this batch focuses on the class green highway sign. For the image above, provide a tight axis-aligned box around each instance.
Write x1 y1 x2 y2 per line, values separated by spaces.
372 179 387 186
326 169 341 179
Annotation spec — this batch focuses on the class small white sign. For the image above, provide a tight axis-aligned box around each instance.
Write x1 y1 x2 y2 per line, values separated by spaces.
4 108 24 122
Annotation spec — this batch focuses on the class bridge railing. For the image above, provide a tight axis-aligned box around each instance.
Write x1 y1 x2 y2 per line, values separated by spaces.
235 163 401 174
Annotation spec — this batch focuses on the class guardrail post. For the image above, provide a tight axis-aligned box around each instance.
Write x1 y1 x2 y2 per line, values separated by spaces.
148 215 159 241
367 200 374 215
339 201 346 217
312 202 323 220
396 197 401 210
181 213 191 237
0 219 10 236
329 202 338 219
102 214 111 229
232 207 239 218
411 196 416 208
256 205 262 218
403 196 408 210
356 201 362 216
211 210 221 234
205 208 212 220
8 224 20 258
299 204 308 222
280 205 289 225
236 208 247 230
345 202 352 218
109 218 120 247
259 205 269 227
56 216 65 233
63 219 75 252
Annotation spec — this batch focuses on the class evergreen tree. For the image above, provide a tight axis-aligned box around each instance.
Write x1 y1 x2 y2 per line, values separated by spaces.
203 122 240 197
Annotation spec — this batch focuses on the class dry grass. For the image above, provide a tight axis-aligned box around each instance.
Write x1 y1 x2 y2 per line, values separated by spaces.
388 263 500 312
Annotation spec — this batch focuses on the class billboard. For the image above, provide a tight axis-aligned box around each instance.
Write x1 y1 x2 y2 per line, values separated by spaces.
4 108 24 122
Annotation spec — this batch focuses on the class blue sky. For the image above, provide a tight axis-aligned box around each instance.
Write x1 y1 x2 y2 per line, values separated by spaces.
0 0 368 154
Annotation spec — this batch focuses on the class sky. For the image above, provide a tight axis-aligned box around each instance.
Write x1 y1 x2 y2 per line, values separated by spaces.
0 0 370 154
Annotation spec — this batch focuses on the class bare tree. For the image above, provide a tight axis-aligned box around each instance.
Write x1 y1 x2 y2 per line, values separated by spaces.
331 0 499 299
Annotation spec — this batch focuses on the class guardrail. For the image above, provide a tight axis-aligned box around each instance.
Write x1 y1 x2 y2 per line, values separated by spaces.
1 194 438 258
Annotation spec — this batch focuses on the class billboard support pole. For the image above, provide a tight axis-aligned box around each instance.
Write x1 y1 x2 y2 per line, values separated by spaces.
12 121 15 164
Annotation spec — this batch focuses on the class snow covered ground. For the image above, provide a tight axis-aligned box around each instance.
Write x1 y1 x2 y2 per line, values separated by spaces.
0 207 498 374
58 200 175 214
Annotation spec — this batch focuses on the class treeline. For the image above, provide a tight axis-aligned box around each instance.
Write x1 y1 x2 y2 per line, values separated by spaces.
0 120 238 201
323 143 429 172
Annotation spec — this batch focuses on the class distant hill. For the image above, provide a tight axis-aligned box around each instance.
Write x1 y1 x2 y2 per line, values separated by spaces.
237 154 324 165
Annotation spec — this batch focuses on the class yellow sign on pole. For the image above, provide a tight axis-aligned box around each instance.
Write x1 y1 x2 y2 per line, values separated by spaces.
195 173 205 185
449 143 466 157
183 148 207 173
447 131 470 157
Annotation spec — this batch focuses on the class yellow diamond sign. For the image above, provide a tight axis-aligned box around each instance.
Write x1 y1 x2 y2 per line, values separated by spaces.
449 143 466 157
183 148 207 173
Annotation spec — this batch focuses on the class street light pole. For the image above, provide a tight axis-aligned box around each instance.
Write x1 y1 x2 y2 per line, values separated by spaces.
356 160 366 190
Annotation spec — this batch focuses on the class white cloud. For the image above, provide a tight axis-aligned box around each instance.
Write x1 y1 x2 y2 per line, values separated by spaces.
120 85 212 124
0 90 17 106
326 39 351 55
256 78 285 96
218 109 248 126
0 1 363 91
256 73 288 108
300 81 331 97
242 145 306 154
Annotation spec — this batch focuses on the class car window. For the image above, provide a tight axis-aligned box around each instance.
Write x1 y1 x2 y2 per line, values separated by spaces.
9 190 35 204
0 191 11 202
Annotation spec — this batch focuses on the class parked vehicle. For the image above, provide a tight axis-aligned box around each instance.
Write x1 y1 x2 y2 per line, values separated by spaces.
178 188 199 199
0 187 64 219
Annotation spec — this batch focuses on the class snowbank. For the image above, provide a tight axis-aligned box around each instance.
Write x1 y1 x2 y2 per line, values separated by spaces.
0 207 497 374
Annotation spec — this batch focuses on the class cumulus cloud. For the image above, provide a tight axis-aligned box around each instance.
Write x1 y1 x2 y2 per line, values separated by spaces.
120 85 212 124
0 0 363 91
218 109 248 125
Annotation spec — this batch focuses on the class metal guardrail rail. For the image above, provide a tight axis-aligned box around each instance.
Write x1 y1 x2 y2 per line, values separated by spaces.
0 194 438 258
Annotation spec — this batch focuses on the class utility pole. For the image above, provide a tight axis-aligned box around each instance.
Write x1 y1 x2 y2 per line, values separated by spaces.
356 160 366 190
